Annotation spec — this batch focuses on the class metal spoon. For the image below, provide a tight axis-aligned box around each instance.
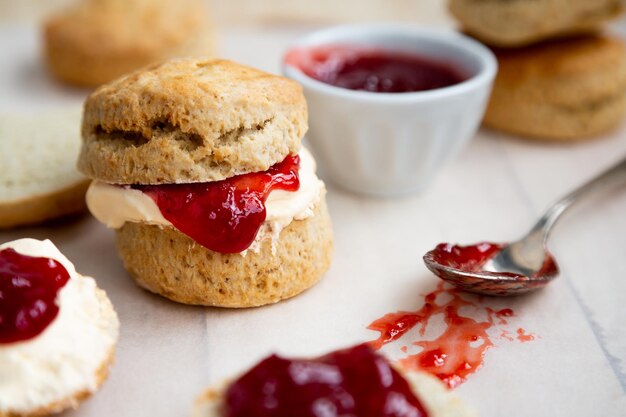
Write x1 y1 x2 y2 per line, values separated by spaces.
424 154 626 296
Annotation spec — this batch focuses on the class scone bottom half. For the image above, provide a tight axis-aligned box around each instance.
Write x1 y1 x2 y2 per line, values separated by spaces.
79 57 333 307
115 198 333 308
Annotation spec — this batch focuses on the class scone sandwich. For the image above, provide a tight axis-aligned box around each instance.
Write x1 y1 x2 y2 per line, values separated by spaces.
43 0 213 87
0 109 89 229
80 58 333 307
484 35 626 140
0 238 119 417
192 344 477 417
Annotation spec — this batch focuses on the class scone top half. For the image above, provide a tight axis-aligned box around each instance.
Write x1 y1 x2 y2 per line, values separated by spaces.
79 58 307 184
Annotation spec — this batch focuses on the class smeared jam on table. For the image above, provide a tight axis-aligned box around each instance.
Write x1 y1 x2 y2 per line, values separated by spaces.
285 45 467 93
0 248 70 344
429 242 558 279
224 344 429 417
134 154 300 253
369 283 535 389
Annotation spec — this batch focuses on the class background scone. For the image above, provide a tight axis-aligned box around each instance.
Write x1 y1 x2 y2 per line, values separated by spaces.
192 344 477 417
80 58 333 307
43 0 213 87
449 0 623 47
0 109 89 229
0 238 119 417
483 35 626 140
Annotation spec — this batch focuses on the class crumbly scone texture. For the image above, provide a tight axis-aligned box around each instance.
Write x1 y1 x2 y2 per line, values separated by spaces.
484 35 626 140
43 0 213 87
115 199 332 307
79 58 308 184
449 0 623 47
0 180 90 229
0 288 117 417
191 369 477 417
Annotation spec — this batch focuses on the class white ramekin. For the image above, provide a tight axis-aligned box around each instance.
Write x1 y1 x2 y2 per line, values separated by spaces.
282 24 497 196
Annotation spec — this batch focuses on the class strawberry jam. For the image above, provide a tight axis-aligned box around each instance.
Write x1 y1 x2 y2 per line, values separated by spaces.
285 45 466 93
431 242 504 272
429 242 558 279
224 344 429 417
0 248 70 344
133 154 300 254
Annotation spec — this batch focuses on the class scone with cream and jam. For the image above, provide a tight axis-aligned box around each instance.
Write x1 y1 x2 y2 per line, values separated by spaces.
0 238 119 417
80 58 333 307
192 344 477 417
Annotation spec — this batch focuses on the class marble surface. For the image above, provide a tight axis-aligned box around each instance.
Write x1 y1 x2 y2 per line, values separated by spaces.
1 23 625 417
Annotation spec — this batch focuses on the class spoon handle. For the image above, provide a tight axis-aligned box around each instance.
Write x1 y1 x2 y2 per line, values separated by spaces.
531 154 626 243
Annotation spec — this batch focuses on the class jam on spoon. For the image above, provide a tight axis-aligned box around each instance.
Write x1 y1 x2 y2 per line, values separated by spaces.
0 248 70 344
224 343 429 417
133 154 300 254
423 154 626 296
285 45 467 93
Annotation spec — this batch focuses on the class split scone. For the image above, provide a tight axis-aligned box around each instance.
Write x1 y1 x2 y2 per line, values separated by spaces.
43 0 213 87
192 344 477 417
449 0 623 47
484 35 626 140
0 238 119 417
80 58 333 307
0 109 89 229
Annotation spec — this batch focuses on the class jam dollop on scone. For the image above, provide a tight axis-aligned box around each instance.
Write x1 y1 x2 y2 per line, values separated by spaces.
192 344 476 417
80 58 333 307
0 238 119 417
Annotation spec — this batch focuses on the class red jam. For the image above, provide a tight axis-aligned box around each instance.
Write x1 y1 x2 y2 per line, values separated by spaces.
224 344 429 417
368 283 536 389
133 155 300 254
0 248 70 344
285 45 467 93
429 242 558 278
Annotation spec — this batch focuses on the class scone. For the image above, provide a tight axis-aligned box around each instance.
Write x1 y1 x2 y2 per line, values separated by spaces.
449 0 623 47
484 35 626 140
0 109 90 229
43 0 213 87
192 344 477 417
79 58 333 307
0 238 119 417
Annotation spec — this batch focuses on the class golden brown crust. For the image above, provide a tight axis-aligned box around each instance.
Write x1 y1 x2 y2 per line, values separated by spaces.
115 199 333 307
0 287 117 417
78 58 307 184
484 35 626 140
450 0 623 47
43 0 213 87
0 180 90 229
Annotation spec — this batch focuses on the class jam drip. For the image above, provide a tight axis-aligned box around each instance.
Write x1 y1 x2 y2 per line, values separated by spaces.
224 344 429 417
134 155 300 254
285 45 467 93
0 248 70 344
368 283 535 389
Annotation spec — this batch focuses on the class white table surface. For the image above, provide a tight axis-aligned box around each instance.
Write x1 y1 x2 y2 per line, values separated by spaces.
1 23 626 417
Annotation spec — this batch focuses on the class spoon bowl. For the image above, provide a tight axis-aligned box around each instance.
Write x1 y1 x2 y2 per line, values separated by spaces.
423 154 626 296
423 243 559 296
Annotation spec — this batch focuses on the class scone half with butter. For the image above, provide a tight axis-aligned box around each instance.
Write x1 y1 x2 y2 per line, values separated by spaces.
192 344 477 417
80 58 333 307
0 238 119 417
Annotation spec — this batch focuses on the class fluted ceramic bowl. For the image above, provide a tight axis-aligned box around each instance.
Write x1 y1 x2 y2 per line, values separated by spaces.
283 24 497 196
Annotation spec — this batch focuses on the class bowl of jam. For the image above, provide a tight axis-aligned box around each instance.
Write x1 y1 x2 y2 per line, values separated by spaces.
283 24 497 196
